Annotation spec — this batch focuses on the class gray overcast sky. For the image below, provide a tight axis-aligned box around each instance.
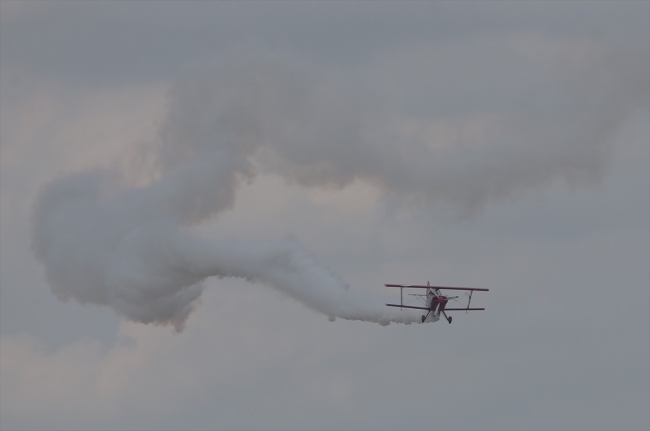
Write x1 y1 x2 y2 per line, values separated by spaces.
1 2 648 430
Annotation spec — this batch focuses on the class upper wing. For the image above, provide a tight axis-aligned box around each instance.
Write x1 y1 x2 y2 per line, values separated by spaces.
386 284 489 292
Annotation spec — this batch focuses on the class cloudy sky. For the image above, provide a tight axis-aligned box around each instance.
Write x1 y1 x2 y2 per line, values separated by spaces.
1 2 648 430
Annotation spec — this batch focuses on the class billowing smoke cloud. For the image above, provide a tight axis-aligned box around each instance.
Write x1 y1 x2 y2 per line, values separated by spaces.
32 171 415 328
31 50 647 328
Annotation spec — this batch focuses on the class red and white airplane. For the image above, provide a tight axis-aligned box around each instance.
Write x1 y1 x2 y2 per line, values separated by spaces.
385 282 488 323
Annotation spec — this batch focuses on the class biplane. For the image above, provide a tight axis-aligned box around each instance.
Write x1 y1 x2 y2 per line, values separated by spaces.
385 282 489 323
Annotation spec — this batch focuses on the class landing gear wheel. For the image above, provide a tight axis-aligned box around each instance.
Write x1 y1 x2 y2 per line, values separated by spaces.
421 315 426 323
447 316 452 324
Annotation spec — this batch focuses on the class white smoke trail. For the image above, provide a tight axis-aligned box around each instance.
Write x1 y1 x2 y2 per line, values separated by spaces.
32 167 419 329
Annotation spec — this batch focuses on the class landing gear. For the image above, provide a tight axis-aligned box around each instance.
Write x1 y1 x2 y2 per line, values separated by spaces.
421 315 426 323
447 316 452 324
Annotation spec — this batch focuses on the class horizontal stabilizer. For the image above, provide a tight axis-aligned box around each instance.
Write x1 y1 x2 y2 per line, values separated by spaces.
444 308 485 311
